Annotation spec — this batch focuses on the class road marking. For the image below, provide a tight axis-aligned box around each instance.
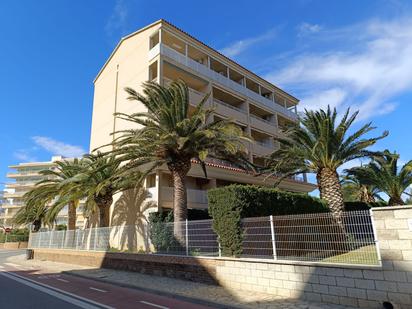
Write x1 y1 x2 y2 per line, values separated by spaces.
89 287 107 293
0 271 113 309
139 301 169 309
57 278 69 283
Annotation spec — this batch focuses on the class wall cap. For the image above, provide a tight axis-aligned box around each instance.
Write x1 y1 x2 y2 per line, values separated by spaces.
372 205 412 211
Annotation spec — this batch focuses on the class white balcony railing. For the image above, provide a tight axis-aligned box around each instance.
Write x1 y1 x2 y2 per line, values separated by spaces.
150 43 298 120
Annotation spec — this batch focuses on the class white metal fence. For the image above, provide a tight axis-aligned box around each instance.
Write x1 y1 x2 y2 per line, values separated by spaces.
29 210 380 266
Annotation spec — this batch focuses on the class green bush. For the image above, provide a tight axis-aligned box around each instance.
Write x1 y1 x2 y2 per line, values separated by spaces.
148 211 176 253
207 185 328 257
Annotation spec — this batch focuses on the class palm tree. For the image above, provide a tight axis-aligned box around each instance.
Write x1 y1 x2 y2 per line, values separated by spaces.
267 107 387 220
346 150 412 205
13 187 52 231
341 175 382 203
65 153 142 227
106 81 250 239
36 159 86 230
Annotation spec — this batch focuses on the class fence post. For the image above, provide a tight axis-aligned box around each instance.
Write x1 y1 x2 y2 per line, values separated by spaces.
270 215 277 260
49 231 53 248
94 226 98 251
62 230 66 249
185 219 189 256
369 209 382 265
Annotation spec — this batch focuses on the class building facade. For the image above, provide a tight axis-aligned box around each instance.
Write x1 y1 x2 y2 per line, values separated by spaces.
1 156 85 228
90 20 316 214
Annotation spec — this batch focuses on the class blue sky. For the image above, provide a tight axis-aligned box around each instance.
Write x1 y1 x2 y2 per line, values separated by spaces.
1 0 412 192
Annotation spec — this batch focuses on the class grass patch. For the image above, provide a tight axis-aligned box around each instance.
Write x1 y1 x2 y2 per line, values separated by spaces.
322 245 379 265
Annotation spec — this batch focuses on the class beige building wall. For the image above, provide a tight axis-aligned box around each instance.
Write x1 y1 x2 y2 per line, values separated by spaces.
89 20 316 220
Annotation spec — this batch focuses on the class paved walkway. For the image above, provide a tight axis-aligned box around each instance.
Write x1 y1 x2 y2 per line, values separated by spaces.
13 254 358 309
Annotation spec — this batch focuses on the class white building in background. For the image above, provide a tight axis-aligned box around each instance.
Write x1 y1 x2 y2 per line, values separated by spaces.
1 156 85 229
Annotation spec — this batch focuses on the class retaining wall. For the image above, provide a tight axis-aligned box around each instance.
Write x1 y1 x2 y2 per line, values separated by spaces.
32 206 412 309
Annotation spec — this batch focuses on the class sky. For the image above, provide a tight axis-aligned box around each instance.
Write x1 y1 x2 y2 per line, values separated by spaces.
1 0 412 192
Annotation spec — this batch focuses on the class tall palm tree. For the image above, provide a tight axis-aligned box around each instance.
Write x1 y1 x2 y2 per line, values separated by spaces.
106 81 250 239
346 150 412 205
341 175 382 203
36 159 86 230
267 107 387 220
65 153 142 227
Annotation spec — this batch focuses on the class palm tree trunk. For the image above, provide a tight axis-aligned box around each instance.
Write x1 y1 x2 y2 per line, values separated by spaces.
317 168 345 220
96 195 113 227
317 168 349 254
68 201 76 230
388 196 404 206
168 161 191 244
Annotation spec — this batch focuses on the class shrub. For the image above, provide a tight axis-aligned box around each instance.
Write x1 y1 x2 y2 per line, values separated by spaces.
148 211 176 253
207 185 328 257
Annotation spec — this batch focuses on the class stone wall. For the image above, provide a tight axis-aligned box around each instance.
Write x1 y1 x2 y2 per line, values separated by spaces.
32 206 412 309
0 241 28 249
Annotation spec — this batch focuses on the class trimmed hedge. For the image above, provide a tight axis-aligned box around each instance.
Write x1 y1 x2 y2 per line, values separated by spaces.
206 185 382 257
207 185 328 257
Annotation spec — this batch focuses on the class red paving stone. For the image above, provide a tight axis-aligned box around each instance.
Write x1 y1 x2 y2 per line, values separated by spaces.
1 264 215 309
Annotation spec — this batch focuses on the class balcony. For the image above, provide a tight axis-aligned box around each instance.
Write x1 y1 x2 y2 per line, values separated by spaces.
213 98 248 124
250 114 276 134
252 141 273 157
160 187 208 209
149 43 298 120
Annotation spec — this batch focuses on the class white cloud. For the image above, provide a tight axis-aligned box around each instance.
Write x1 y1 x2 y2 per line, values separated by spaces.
32 136 85 158
266 18 412 120
298 22 322 35
220 29 277 58
105 0 128 38
13 150 37 162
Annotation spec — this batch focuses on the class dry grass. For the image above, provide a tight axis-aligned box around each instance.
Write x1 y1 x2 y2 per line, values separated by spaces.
322 244 379 265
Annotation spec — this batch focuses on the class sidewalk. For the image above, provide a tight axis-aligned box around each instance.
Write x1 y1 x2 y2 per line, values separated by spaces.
12 254 358 309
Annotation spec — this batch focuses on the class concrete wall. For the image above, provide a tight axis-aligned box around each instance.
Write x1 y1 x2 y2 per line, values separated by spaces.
32 206 412 309
0 242 28 249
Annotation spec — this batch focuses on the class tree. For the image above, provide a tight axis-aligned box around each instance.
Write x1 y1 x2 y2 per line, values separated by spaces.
346 150 412 206
65 152 142 227
13 186 52 232
267 107 387 220
36 159 86 230
107 81 250 240
341 175 382 203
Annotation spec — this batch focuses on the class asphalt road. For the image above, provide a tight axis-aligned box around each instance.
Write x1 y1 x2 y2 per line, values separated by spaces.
0 249 216 309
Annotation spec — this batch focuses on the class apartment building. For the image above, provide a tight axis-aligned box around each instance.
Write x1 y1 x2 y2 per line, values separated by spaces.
90 19 316 213
1 156 85 228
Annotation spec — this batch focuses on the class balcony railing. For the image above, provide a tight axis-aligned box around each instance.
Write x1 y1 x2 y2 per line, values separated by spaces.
150 43 298 120
213 98 245 113
249 114 275 125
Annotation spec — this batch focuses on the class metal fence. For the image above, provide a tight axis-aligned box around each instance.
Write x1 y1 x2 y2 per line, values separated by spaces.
29 210 380 266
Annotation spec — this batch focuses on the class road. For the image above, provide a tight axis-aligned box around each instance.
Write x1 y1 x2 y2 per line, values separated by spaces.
0 249 216 309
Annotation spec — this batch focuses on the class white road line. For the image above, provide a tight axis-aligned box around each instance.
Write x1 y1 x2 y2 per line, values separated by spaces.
57 278 69 283
89 287 107 293
0 271 113 309
139 301 169 309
